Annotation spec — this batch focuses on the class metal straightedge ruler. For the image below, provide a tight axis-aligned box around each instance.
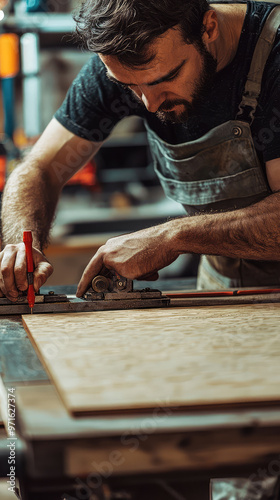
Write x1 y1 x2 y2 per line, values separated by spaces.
2 268 280 315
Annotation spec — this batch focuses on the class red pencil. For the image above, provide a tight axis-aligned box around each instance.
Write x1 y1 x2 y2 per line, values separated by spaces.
23 231 35 313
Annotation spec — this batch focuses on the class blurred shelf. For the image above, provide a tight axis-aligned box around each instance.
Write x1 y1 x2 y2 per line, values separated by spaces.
2 13 75 33
52 192 184 237
2 13 77 47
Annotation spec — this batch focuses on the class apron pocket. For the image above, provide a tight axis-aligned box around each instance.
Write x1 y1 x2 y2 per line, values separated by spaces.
150 137 260 182
155 164 268 205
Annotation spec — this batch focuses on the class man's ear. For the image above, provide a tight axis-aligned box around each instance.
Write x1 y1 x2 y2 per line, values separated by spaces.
202 10 219 45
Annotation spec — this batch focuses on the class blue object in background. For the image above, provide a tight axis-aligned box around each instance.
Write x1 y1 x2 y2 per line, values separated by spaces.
26 0 49 13
2 77 15 140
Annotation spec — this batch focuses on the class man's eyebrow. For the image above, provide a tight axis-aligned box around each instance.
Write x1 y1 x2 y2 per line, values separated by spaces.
106 60 186 88
148 60 186 86
106 72 128 86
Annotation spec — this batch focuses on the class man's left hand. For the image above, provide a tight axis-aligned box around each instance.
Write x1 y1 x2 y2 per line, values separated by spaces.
76 223 179 297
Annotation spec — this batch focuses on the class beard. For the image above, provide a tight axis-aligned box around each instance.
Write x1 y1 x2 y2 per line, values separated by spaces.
156 43 217 124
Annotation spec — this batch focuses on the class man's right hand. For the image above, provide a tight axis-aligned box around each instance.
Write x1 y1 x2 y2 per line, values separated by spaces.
0 243 53 301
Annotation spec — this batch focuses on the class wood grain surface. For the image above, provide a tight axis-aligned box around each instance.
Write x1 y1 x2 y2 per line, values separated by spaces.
22 304 280 415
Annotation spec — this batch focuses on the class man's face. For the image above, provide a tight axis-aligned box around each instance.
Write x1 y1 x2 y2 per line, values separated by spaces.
100 26 217 123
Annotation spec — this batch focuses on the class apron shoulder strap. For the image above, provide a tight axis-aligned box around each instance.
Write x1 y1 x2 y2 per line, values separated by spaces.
236 5 280 123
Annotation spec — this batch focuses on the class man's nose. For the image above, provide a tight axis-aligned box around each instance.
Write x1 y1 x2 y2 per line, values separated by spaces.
140 87 165 113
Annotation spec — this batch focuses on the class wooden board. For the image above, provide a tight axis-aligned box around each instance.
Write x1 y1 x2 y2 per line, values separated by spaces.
22 303 280 416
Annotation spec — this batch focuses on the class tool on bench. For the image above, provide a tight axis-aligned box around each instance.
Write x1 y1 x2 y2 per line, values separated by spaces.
84 266 170 307
23 230 35 313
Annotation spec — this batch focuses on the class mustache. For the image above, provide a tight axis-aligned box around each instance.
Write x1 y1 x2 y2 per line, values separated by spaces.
157 99 190 112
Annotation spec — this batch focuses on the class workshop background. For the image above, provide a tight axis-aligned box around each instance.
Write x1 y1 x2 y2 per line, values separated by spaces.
0 0 200 285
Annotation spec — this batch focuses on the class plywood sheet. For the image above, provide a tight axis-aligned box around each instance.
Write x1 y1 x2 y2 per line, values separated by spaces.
22 304 280 415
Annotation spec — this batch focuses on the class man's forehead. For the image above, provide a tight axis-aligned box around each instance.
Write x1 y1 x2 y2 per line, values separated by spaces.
101 26 187 67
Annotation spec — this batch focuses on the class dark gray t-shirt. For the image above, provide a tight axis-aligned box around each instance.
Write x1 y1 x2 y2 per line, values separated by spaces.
55 1 280 167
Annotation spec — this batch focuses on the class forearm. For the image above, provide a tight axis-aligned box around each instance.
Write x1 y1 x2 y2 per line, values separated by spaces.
1 160 60 250
172 192 280 261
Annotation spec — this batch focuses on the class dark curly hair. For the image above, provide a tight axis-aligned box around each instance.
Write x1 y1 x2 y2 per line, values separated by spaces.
74 0 210 67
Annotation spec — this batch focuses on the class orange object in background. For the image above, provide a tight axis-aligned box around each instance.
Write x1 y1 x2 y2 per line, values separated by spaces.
66 161 99 190
0 155 6 191
0 34 19 78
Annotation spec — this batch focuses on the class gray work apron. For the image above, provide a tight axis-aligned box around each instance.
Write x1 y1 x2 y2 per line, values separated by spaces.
146 6 280 289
